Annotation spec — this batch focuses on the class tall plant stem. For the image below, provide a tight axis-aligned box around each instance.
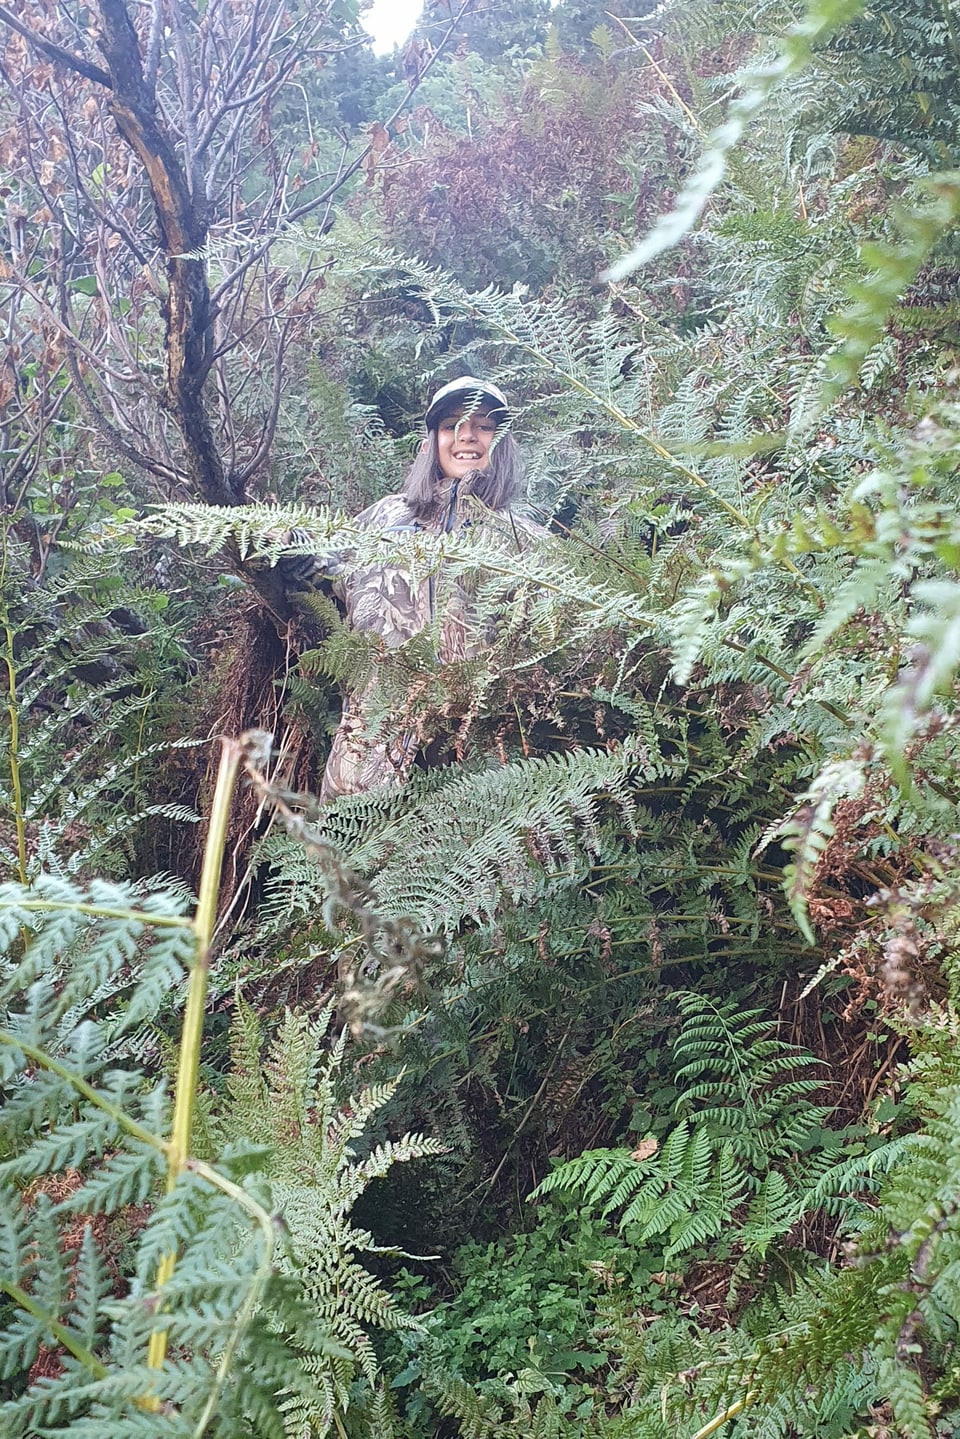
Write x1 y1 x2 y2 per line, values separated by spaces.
1 529 27 883
0 1027 277 1429
690 1391 757 1438
2 616 28 884
146 735 242 1379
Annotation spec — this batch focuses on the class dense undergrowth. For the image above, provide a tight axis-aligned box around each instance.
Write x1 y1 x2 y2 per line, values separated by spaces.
4 0 960 1433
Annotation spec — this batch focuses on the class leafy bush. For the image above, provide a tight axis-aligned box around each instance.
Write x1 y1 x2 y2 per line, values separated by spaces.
8 0 960 1434
0 741 441 1436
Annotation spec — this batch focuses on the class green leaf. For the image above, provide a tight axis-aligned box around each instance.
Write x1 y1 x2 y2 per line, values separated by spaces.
603 0 867 279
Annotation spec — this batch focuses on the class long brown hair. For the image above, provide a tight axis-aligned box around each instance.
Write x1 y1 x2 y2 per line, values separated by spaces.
401 426 522 518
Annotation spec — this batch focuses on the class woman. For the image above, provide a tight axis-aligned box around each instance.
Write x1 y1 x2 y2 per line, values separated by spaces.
293 376 541 801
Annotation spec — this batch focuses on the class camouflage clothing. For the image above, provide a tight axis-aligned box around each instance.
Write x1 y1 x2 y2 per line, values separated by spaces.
319 483 542 801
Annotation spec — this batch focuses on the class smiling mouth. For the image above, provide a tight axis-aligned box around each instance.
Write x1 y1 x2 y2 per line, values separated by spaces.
454 452 482 461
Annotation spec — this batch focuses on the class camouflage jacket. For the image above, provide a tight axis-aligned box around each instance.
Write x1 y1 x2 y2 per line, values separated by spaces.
328 485 543 660
309 483 545 800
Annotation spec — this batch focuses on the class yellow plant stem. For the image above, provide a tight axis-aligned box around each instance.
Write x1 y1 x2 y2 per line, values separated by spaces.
2 898 193 927
690 1391 758 1439
146 736 243 1383
3 619 28 884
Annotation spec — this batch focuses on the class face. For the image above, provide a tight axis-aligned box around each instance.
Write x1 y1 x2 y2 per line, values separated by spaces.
435 405 498 480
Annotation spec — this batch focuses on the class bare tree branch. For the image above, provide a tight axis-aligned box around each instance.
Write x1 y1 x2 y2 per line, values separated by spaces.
235 317 291 487
283 0 478 229
0 0 475 619
61 330 181 487
0 4 113 87
94 0 237 506
144 0 163 102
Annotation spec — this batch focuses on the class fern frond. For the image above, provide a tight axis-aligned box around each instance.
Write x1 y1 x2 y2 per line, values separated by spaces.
343 744 646 927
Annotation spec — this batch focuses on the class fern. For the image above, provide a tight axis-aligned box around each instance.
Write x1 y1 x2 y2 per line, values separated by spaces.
814 0 960 166
0 775 444 1434
821 177 960 411
533 990 883 1264
6 7 960 1434
350 744 644 927
604 0 868 280
0 547 197 880
210 1001 446 1429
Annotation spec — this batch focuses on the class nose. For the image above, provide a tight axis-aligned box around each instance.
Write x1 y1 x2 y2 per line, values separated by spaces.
455 415 478 441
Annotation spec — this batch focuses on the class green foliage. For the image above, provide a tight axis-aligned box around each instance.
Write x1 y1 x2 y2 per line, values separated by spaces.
401 1069 960 1438
603 0 868 279
212 1002 446 1432
0 856 438 1433
814 0 960 165
532 991 895 1262
819 175 960 414
387 1200 632 1429
0 538 196 880
9 0 960 1434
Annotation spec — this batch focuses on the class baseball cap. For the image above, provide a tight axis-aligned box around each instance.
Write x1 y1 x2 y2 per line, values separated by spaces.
423 376 510 429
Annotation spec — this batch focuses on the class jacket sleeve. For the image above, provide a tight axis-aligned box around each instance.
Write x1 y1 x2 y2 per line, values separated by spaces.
275 495 410 600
